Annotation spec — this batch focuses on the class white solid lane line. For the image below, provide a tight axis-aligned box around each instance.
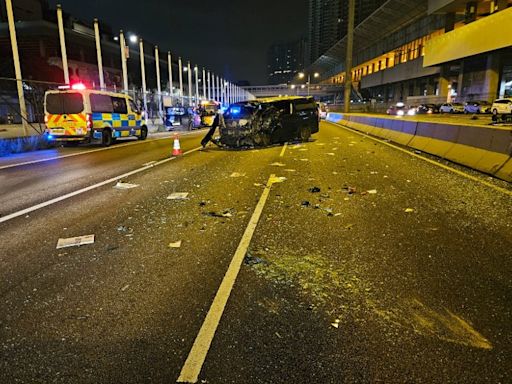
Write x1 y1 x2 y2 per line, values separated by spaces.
177 174 278 384
0 131 203 171
0 147 202 225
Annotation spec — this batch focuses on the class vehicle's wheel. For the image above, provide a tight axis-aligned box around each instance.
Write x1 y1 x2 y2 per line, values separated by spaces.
102 129 113 147
298 126 312 142
138 126 148 140
253 133 271 147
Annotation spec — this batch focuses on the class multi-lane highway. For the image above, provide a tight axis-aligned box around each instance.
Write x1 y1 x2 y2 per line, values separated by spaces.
1 122 511 383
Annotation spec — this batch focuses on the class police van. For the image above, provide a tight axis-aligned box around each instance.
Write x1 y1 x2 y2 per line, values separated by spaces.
44 85 147 146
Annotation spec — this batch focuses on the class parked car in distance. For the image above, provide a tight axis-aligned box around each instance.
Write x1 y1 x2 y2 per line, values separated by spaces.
386 101 416 116
416 104 439 114
464 101 491 114
439 103 465 113
491 98 512 118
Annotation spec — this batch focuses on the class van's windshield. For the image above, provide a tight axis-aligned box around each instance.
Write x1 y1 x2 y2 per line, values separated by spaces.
46 93 84 114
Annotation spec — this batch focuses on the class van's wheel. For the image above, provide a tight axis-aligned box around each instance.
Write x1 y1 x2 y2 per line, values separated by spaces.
253 133 271 147
138 126 148 140
102 129 113 147
298 126 312 142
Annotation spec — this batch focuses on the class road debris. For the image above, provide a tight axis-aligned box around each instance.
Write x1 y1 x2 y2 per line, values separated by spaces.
169 241 182 248
205 209 234 218
308 187 321 193
301 201 311 207
269 176 287 184
230 172 246 178
331 319 341 329
167 192 189 200
342 186 357 195
121 285 130 292
405 208 415 213
284 169 296 172
326 153 335 156
367 189 378 194
270 162 286 167
56 235 95 249
113 182 139 190
244 250 269 266
254 183 263 187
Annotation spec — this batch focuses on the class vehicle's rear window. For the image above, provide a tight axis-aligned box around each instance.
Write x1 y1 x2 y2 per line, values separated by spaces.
90 94 114 113
46 93 84 114
295 99 317 111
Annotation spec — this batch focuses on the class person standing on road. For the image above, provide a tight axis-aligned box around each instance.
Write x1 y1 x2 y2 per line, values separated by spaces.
201 109 224 148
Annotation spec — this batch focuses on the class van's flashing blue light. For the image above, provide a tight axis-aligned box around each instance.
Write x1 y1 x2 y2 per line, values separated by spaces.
47 134 54 140
231 106 241 115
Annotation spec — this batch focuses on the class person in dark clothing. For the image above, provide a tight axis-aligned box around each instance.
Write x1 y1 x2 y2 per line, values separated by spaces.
201 110 223 148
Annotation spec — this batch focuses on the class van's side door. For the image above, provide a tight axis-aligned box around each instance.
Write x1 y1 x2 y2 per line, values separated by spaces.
271 101 295 143
111 96 129 137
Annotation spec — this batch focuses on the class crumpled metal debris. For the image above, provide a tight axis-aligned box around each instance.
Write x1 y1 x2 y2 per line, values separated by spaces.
204 209 234 218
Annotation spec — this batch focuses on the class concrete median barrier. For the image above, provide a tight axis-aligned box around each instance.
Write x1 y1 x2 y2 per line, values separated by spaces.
326 113 512 182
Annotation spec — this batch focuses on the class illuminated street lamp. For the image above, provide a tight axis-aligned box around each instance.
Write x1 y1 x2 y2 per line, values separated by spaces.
129 34 138 44
298 72 320 96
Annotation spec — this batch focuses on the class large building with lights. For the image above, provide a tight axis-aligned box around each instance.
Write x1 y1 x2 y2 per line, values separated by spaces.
306 0 512 105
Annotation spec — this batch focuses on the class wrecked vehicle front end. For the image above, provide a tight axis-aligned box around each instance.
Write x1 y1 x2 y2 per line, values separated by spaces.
220 103 273 148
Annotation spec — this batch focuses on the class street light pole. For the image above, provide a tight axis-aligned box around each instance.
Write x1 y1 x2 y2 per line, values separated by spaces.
155 46 163 120
139 39 147 122
56 4 70 85
202 68 207 100
93 19 105 90
5 0 28 136
194 66 199 106
207 70 211 100
187 61 192 107
119 30 129 92
344 0 355 113
178 57 184 106
168 51 173 102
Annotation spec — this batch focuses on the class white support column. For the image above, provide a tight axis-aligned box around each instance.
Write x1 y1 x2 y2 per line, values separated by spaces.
56 4 69 84
120 30 129 92
207 71 211 100
178 57 184 106
139 39 147 121
5 0 28 135
155 45 162 119
202 68 207 100
187 61 192 107
168 51 173 103
194 66 199 106
93 19 105 90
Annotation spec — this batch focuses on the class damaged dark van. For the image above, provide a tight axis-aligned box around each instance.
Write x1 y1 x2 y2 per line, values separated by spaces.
220 96 319 147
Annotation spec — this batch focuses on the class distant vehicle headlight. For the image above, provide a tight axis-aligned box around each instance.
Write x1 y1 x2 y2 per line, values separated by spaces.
397 110 405 116
407 109 416 116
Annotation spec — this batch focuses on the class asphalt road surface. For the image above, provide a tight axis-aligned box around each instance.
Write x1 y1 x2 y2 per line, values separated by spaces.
1 122 511 383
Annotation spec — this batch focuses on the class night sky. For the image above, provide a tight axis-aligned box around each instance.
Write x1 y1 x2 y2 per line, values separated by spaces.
50 0 309 85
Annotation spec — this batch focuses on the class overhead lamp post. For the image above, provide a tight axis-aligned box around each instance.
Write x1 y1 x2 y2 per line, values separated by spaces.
187 61 192 107
178 57 184 106
298 72 319 96
5 0 28 135
194 66 199 106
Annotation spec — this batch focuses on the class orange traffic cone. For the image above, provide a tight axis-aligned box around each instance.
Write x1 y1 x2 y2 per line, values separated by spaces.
172 133 183 156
